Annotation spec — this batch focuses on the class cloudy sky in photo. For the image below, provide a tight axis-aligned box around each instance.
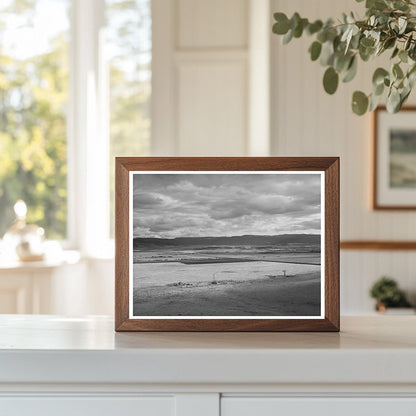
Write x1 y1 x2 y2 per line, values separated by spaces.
132 173 321 238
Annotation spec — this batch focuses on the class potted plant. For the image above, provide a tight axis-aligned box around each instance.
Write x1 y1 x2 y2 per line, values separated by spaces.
369 276 414 313
272 0 416 115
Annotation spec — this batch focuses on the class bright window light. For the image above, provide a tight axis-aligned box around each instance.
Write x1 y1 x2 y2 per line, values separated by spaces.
0 0 70 239
106 0 152 237
0 0 152 251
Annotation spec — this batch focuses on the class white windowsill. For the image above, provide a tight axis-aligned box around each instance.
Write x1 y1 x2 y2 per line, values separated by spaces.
0 237 115 270
0 250 82 271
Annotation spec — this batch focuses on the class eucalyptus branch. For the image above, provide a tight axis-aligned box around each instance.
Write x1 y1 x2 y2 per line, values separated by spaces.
272 0 416 115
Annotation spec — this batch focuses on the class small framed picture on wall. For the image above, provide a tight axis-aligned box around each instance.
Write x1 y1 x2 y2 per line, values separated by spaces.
115 157 339 332
374 106 416 209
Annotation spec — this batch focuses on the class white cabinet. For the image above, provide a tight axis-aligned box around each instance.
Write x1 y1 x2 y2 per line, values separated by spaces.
1 397 175 416
3 396 416 416
222 398 416 416
1 316 416 416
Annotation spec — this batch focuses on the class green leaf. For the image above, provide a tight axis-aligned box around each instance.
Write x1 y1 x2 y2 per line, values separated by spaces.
383 37 396 50
282 29 293 44
273 13 290 35
317 30 328 43
398 17 407 34
408 63 416 78
359 44 375 61
290 12 301 30
390 21 400 34
393 63 404 79
393 0 410 11
409 45 416 60
359 37 376 61
325 27 338 42
405 34 413 51
372 68 389 86
361 37 375 48
293 18 308 38
334 52 353 73
320 41 335 66
352 91 369 115
399 49 408 63
333 35 341 52
342 56 358 83
309 41 322 61
374 83 385 96
307 20 323 35
387 87 401 113
323 67 339 95
369 92 383 111
391 47 399 59
342 25 359 53
366 0 388 10
350 33 361 49
400 88 411 106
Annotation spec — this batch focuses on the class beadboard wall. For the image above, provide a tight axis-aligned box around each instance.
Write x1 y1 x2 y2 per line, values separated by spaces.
271 0 416 313
4 0 412 317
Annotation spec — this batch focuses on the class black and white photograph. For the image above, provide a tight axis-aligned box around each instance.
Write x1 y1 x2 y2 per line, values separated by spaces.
129 172 324 318
374 107 416 209
390 129 416 189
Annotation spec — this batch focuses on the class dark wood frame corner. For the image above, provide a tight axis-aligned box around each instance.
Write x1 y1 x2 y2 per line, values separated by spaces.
115 157 340 332
373 105 416 211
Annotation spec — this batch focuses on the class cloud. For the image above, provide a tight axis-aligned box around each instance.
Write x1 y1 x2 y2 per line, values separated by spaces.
133 192 167 207
132 173 322 238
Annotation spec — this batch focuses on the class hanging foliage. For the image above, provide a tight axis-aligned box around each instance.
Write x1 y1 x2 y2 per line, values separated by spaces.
272 0 416 115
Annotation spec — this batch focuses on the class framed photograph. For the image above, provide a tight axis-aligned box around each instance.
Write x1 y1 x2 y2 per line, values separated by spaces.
374 106 416 209
115 157 339 332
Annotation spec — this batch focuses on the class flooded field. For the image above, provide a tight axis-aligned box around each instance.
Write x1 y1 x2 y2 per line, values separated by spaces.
132 245 322 317
133 245 320 266
133 260 320 288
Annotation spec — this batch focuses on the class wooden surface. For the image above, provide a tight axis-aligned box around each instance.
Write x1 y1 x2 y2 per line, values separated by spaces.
115 157 340 332
341 241 416 250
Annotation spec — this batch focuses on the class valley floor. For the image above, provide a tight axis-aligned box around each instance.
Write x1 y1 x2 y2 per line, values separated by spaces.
132 271 321 317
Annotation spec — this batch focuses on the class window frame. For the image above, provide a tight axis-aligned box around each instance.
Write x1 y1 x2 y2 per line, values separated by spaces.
0 0 160 258
67 0 112 257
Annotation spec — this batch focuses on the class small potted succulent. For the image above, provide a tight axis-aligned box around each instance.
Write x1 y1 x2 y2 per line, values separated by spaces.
369 276 414 313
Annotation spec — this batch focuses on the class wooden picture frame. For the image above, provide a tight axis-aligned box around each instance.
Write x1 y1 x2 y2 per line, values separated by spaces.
115 157 339 332
373 106 416 210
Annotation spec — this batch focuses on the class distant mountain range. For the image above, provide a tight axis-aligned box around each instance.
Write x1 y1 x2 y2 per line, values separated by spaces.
133 234 320 249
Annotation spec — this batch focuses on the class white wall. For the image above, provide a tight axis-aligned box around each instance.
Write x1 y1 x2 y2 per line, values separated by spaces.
152 0 271 156
57 0 416 317
271 0 416 313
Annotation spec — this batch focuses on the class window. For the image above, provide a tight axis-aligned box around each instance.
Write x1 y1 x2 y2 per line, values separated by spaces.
0 0 151 251
0 0 70 239
106 0 151 237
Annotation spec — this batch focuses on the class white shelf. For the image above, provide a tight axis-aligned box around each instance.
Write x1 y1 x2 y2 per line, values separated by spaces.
0 250 81 270
0 315 415 387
